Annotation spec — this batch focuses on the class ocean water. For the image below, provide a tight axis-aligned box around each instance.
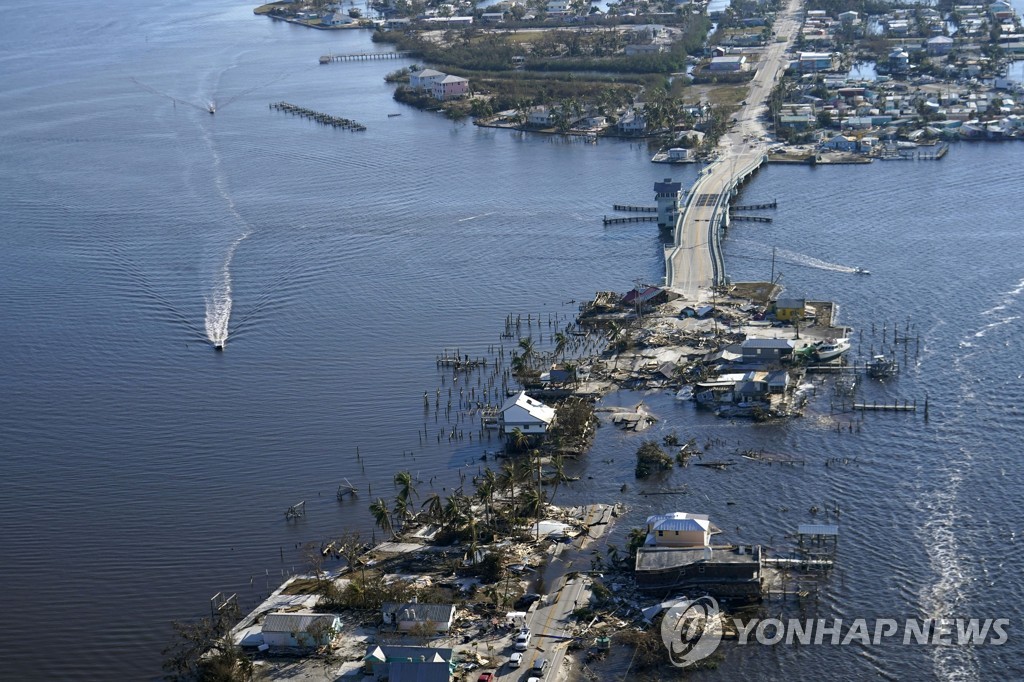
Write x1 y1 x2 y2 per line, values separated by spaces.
1 2 1023 680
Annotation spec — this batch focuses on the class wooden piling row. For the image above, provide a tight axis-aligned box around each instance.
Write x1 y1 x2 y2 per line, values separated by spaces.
269 102 366 131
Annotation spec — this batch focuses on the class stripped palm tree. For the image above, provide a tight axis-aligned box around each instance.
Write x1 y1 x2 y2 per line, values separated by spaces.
421 492 445 527
369 498 395 539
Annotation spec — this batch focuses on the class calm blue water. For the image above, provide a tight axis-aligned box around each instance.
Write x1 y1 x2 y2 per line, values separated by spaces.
2 2 1023 680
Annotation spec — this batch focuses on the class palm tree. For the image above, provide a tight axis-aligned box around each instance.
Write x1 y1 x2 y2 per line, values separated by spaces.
508 426 531 452
444 492 471 530
547 454 567 504
394 470 417 503
421 492 445 526
517 336 537 370
626 527 648 559
369 498 395 539
393 494 412 528
476 469 498 525
553 332 568 359
519 485 545 527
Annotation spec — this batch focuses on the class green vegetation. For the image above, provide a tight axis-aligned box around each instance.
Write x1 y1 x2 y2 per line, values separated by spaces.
635 440 672 478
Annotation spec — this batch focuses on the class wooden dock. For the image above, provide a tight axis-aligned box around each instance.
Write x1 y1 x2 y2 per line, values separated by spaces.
731 214 773 223
319 51 412 64
269 102 366 131
612 204 657 213
853 400 917 412
732 200 777 210
603 215 658 225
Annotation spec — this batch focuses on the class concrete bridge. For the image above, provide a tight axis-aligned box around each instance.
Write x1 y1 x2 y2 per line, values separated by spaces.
664 0 803 302
665 149 767 299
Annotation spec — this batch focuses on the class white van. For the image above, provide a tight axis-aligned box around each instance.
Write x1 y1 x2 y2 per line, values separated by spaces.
514 629 531 651
509 652 523 668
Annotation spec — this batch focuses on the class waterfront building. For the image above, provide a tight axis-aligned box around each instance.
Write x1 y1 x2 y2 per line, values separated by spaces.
498 391 555 440
654 177 683 229
432 75 469 101
260 612 342 648
740 338 794 363
772 298 807 322
645 512 712 547
410 68 446 90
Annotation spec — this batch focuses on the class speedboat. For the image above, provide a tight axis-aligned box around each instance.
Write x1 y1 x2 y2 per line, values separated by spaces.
854 267 870 275
207 102 216 114
813 338 851 362
214 343 224 352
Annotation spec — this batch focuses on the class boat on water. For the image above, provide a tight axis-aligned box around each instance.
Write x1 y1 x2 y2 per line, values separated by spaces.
388 113 402 117
854 267 870 275
866 354 898 378
813 338 851 362
207 102 216 114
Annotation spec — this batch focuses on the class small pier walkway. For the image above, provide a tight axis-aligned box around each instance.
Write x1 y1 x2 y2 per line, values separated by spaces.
319 51 412 64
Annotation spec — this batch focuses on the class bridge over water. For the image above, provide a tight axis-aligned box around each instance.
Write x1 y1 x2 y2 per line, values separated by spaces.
663 0 802 302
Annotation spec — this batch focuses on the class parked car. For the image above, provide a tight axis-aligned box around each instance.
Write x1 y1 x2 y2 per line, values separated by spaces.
532 657 549 674
515 629 531 651
477 673 495 682
509 652 523 668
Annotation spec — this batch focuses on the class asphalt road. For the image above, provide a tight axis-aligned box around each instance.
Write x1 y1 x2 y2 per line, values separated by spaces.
667 0 803 302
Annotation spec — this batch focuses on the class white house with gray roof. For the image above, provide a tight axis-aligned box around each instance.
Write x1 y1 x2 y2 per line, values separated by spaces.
498 391 555 438
409 68 447 90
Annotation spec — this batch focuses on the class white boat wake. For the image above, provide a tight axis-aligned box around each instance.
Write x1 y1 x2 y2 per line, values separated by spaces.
202 130 252 350
725 239 859 274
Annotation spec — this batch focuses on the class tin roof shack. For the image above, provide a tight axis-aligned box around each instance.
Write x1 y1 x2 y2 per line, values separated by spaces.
634 545 763 601
363 644 454 681
260 612 341 650
382 602 457 633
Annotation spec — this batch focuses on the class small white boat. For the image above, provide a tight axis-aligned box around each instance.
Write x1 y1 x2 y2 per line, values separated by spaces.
854 267 870 275
814 338 851 362
675 386 694 401
207 102 216 114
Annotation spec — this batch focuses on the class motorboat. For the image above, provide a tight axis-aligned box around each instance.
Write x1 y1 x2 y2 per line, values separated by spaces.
854 267 870 275
813 338 851 362
207 102 216 114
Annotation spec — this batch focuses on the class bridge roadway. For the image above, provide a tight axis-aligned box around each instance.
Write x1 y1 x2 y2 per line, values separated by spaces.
666 0 803 302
